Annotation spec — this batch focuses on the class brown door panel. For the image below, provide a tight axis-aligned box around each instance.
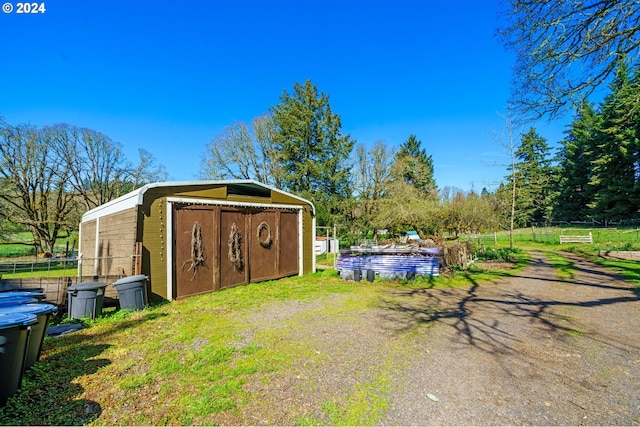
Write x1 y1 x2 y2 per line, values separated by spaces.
173 205 217 298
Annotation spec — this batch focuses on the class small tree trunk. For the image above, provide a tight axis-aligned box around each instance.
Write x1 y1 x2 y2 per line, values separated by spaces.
509 120 517 250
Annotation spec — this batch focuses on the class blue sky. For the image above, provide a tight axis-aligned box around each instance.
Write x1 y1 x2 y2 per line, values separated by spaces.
1 0 569 192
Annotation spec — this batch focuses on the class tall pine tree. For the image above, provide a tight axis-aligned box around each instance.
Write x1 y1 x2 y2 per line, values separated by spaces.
512 128 555 226
392 134 437 196
270 80 355 224
589 62 640 220
555 100 602 221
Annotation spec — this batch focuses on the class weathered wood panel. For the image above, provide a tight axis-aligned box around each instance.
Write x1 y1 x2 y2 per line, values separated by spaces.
79 219 97 277
279 211 299 276
301 207 314 274
219 209 248 289
173 205 217 298
249 210 278 282
95 208 138 276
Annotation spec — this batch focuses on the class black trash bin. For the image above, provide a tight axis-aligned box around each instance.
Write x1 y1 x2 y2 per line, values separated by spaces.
113 275 148 311
366 270 376 282
0 303 58 369
0 312 37 406
67 282 106 320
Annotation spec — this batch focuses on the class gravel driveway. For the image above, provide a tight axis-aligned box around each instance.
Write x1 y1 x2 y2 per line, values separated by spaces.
381 251 640 425
226 251 640 425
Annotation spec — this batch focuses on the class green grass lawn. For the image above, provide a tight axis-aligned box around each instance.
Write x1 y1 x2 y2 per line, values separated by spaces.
461 226 640 251
0 267 78 279
539 250 577 280
0 231 77 258
0 243 37 258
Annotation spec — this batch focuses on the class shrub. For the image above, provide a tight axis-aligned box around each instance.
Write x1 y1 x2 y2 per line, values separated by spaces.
475 247 519 263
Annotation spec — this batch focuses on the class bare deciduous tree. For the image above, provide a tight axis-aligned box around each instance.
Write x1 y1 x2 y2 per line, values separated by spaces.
0 120 78 253
129 148 170 189
0 118 169 252
49 124 133 210
487 111 523 248
498 0 640 118
352 140 393 201
201 114 282 186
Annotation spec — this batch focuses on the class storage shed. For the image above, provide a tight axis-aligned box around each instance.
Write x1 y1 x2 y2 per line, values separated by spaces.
78 180 316 300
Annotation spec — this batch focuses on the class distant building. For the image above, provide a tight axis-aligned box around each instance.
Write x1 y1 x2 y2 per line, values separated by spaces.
315 236 339 255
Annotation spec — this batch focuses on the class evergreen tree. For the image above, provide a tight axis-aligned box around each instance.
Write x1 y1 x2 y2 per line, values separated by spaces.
555 100 602 221
270 80 355 224
392 134 437 196
589 62 640 220
508 128 555 226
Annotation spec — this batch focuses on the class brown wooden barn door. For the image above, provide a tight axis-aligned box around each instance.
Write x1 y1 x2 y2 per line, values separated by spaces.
219 209 248 289
249 210 278 282
279 211 299 276
173 205 218 299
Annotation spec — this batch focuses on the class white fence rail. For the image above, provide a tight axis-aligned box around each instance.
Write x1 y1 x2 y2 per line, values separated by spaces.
559 232 593 244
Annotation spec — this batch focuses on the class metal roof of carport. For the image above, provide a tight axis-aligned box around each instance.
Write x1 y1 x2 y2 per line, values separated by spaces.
81 179 315 222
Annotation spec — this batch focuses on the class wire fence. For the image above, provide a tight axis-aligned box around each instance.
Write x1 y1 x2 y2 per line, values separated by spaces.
463 227 640 246
0 257 78 275
0 242 77 259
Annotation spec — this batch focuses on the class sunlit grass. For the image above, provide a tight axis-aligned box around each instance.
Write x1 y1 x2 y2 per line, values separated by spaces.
571 248 640 289
1 267 77 279
0 270 368 425
541 251 576 279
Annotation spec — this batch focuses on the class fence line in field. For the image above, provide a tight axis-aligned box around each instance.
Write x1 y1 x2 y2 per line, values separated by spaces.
465 226 640 245
0 257 78 275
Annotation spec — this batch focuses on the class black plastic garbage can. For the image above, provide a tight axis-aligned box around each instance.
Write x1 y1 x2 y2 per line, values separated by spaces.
113 275 148 311
67 282 106 320
0 312 37 406
366 270 376 282
0 303 58 369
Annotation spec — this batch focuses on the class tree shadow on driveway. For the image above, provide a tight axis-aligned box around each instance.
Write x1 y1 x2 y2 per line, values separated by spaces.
377 251 640 355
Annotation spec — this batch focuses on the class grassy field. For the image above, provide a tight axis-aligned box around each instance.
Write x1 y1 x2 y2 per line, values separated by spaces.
0 231 78 278
0 267 78 279
0 231 77 258
462 227 640 287
461 226 640 251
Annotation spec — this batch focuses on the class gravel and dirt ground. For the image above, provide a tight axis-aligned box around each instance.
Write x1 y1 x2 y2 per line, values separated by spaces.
230 251 640 425
381 251 640 425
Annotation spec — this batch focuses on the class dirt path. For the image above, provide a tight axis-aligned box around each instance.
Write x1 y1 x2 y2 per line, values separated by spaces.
381 251 640 425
